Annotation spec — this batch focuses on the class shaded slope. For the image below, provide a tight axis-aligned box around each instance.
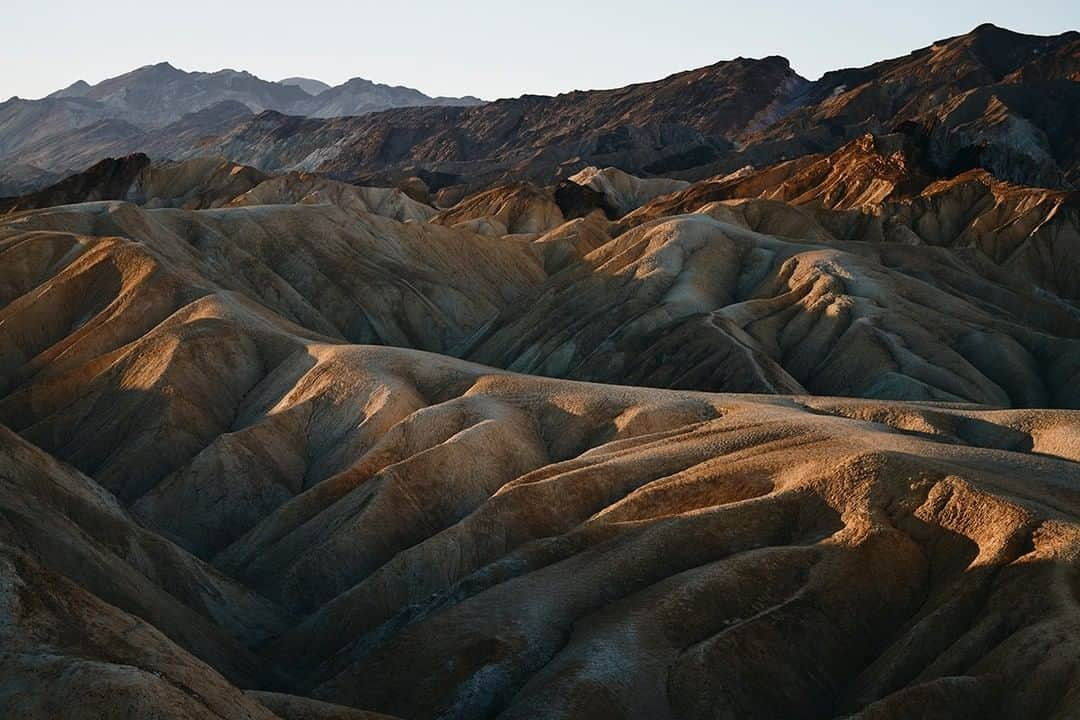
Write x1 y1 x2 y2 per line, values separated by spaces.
0 323 1078 718
0 154 437 222
0 197 1078 716
1 198 1076 409
165 56 808 190
467 211 1080 407
0 153 269 213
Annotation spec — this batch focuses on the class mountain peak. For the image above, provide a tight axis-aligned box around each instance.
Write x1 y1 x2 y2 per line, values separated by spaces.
339 77 379 88
212 68 256 79
145 61 181 73
279 77 332 96
47 79 92 99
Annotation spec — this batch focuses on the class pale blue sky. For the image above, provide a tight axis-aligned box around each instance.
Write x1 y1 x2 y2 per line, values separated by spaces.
4 0 1078 101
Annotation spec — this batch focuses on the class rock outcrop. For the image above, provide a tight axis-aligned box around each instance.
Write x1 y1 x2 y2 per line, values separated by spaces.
432 182 566 234
569 166 690 216
0 154 268 213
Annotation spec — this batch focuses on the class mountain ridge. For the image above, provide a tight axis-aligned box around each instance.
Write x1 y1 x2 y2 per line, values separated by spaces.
5 24 1077 201
6 23 1068 202
2 23 1080 716
0 62 485 184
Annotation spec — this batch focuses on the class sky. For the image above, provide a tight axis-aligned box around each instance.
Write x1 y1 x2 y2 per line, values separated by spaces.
3 0 1078 102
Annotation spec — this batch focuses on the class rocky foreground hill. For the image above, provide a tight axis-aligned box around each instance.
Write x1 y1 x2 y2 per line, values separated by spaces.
0 162 1078 718
0 22 1079 720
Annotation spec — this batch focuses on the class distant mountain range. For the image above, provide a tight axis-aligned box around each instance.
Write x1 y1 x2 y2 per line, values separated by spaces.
0 63 483 191
2 24 1078 201
40 62 484 122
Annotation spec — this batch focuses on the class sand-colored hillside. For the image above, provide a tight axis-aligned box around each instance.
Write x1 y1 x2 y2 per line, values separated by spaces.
4 200 1075 410
0 164 1077 719
0 305 1078 717
3 23 1079 718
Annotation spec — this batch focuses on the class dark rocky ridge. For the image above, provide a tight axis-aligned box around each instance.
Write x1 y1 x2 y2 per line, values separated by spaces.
173 55 809 192
6 25 1076 204
57 24 1071 200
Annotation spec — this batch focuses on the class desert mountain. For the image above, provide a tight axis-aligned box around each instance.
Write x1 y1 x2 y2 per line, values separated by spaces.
45 63 484 122
0 100 255 183
279 77 333 96
0 233 1078 715
2 151 1079 408
2 22 1080 720
31 24 1065 202
304 77 484 119
166 55 807 193
0 64 482 179
617 134 1080 302
47 63 313 126
7 25 1075 202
